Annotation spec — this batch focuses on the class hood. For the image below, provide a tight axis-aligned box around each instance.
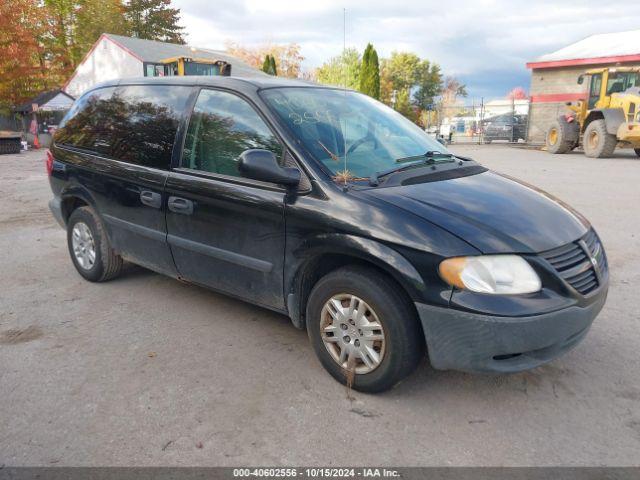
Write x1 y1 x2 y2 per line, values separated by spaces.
362 171 589 253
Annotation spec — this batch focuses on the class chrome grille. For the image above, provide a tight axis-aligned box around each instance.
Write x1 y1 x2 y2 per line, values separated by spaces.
541 229 606 295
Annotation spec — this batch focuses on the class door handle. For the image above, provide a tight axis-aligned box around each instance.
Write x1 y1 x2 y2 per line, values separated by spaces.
140 190 162 209
168 196 194 215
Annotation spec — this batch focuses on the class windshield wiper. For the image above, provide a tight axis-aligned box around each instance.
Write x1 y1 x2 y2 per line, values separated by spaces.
395 150 454 164
369 151 454 186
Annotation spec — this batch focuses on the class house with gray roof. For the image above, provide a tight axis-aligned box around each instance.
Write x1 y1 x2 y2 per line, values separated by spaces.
64 33 264 98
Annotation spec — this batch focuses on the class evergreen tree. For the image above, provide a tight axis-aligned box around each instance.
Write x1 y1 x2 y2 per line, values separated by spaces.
369 47 380 99
261 54 278 76
125 0 185 44
270 55 277 76
359 43 380 99
262 55 271 74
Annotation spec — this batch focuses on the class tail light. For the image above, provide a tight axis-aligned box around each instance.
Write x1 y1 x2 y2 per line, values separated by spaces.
45 149 54 176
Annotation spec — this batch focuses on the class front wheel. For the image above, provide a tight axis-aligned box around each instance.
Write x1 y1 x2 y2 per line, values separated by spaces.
583 119 617 158
306 266 424 393
546 118 578 154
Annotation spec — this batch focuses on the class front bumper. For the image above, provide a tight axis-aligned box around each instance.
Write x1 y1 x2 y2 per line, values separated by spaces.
415 288 607 373
617 122 640 145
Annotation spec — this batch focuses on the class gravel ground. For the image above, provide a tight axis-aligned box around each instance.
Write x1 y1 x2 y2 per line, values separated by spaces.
0 145 639 467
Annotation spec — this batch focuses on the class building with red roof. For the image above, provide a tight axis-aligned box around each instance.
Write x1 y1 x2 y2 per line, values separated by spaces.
526 30 640 143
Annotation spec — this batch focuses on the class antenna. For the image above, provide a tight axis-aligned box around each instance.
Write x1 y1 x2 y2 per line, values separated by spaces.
342 7 348 188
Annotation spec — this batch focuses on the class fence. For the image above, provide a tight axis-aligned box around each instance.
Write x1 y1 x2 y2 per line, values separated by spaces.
422 98 531 145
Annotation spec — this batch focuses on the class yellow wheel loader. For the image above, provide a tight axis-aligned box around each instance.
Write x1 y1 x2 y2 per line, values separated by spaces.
546 67 640 158
160 56 231 76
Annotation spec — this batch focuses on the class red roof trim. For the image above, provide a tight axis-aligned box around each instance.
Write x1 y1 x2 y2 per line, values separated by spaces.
526 53 640 69
62 33 107 91
530 93 585 103
62 34 143 93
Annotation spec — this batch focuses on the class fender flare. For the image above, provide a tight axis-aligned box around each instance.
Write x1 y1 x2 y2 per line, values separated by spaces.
586 109 625 135
59 184 99 223
285 233 431 329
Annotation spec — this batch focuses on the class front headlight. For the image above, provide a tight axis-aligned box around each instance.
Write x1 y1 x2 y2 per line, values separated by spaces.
439 255 541 295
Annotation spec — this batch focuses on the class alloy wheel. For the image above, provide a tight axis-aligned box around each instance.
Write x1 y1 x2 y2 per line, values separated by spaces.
72 222 96 270
320 294 386 374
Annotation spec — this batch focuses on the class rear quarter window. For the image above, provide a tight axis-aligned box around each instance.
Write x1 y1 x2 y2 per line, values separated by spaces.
55 85 191 169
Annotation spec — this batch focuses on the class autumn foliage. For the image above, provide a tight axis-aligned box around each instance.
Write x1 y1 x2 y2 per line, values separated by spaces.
0 0 70 111
226 42 304 79
0 0 185 112
507 87 528 100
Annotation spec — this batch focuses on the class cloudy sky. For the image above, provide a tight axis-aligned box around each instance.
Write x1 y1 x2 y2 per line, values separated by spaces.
174 0 640 101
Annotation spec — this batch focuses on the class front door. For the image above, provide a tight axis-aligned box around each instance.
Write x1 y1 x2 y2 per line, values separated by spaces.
165 88 287 310
588 73 603 109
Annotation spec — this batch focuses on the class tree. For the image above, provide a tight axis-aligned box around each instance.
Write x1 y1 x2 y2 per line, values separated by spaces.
261 54 277 75
440 76 468 107
507 87 528 100
0 0 68 111
394 89 415 121
226 42 303 78
359 43 380 99
381 52 420 99
413 60 442 110
76 0 129 60
43 0 79 68
125 0 185 44
379 51 444 117
270 55 277 76
315 48 361 89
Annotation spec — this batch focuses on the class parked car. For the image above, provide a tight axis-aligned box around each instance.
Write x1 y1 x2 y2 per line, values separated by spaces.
483 114 527 143
48 77 608 392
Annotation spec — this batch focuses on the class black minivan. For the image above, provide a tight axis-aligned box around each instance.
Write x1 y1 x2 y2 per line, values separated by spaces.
48 76 608 392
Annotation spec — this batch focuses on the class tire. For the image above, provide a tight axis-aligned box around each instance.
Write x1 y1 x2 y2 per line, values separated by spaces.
67 206 123 282
546 118 577 154
634 148 640 157
306 266 424 393
583 119 617 158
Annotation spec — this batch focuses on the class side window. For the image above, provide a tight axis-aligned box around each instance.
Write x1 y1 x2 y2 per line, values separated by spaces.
588 73 602 109
55 87 117 151
56 85 190 169
106 85 190 169
182 89 283 178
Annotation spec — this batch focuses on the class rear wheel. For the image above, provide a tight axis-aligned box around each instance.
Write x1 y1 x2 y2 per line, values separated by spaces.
67 206 123 282
306 266 424 393
546 118 577 154
583 119 617 158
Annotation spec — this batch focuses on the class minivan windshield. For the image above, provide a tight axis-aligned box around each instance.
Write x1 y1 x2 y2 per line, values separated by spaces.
261 87 452 181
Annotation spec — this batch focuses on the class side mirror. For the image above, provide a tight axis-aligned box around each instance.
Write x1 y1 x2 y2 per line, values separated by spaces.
577 74 584 85
238 149 301 187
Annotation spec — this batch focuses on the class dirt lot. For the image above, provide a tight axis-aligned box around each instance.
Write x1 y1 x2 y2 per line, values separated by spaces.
1 145 639 466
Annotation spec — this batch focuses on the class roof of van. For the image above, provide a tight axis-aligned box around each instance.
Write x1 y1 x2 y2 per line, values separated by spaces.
93 75 332 91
